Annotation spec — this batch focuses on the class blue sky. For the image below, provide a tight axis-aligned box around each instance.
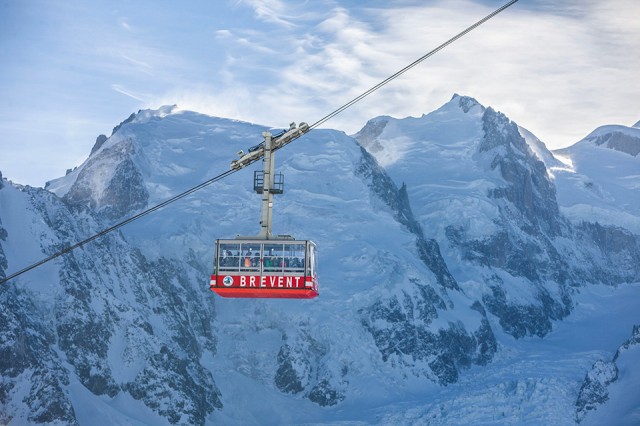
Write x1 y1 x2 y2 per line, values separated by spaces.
1 0 638 187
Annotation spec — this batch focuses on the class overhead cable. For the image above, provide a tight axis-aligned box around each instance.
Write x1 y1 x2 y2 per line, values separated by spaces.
308 0 519 131
0 169 238 284
0 0 519 284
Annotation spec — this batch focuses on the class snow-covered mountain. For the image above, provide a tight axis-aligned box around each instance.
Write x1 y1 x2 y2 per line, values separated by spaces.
576 324 640 424
1 96 639 425
354 95 640 335
550 123 640 233
0 173 222 425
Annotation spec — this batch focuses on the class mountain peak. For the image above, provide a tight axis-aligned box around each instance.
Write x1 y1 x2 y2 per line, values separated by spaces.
110 105 179 136
351 116 390 154
451 93 484 113
633 119 640 128
353 94 488 168
133 105 179 123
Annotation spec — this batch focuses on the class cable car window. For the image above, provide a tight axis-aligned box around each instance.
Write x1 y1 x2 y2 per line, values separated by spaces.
284 243 305 273
240 243 261 271
264 243 284 272
311 245 317 276
219 242 241 272
307 243 317 276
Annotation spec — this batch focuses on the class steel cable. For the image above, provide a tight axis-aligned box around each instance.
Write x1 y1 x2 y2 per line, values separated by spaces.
1 0 519 284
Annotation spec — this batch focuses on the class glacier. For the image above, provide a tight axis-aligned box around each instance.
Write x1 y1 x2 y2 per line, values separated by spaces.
1 95 639 425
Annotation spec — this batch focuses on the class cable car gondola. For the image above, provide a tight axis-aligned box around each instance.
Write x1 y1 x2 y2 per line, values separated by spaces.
210 124 319 299
211 238 318 298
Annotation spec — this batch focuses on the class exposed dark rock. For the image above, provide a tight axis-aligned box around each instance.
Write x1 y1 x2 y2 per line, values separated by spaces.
482 282 568 338
275 343 306 394
0 217 7 281
614 324 640 362
356 146 458 291
575 361 618 423
308 379 346 407
23 367 78 425
353 117 389 153
576 325 640 423
63 138 149 220
0 286 77 425
440 108 579 338
0 184 221 424
125 345 222 425
90 134 108 156
112 112 137 136
481 107 562 236
360 282 496 384
590 131 640 157
99 158 149 219
455 94 484 113
274 332 346 406
577 222 640 283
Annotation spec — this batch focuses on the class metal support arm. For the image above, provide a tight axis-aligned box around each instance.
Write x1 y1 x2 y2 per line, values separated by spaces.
230 122 309 170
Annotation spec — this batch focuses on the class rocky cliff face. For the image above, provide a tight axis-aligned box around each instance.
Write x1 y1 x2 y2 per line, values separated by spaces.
586 129 640 157
355 146 496 384
576 324 640 423
575 359 618 423
355 95 640 342
57 137 149 220
0 182 221 425
446 106 577 338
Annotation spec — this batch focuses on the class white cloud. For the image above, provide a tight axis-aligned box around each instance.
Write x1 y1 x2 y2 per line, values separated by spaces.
118 17 132 32
215 29 233 39
3 0 639 187
112 84 149 102
238 0 298 28
119 54 154 76
117 0 640 150
208 0 640 146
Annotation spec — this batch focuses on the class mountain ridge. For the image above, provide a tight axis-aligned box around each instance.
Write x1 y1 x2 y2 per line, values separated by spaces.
1 95 639 424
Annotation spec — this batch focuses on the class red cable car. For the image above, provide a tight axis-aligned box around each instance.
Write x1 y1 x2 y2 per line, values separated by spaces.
210 239 318 298
209 124 318 299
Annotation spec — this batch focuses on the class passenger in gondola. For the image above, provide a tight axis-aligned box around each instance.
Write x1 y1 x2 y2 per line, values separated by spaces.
265 248 275 271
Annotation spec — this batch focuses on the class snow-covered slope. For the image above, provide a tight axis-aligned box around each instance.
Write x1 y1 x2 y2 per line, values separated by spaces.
4 106 497 424
1 98 640 425
578 323 640 425
551 124 640 233
0 178 221 425
355 94 639 336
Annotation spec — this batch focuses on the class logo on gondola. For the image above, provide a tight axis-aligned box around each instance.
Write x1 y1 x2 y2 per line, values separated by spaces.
223 276 234 287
